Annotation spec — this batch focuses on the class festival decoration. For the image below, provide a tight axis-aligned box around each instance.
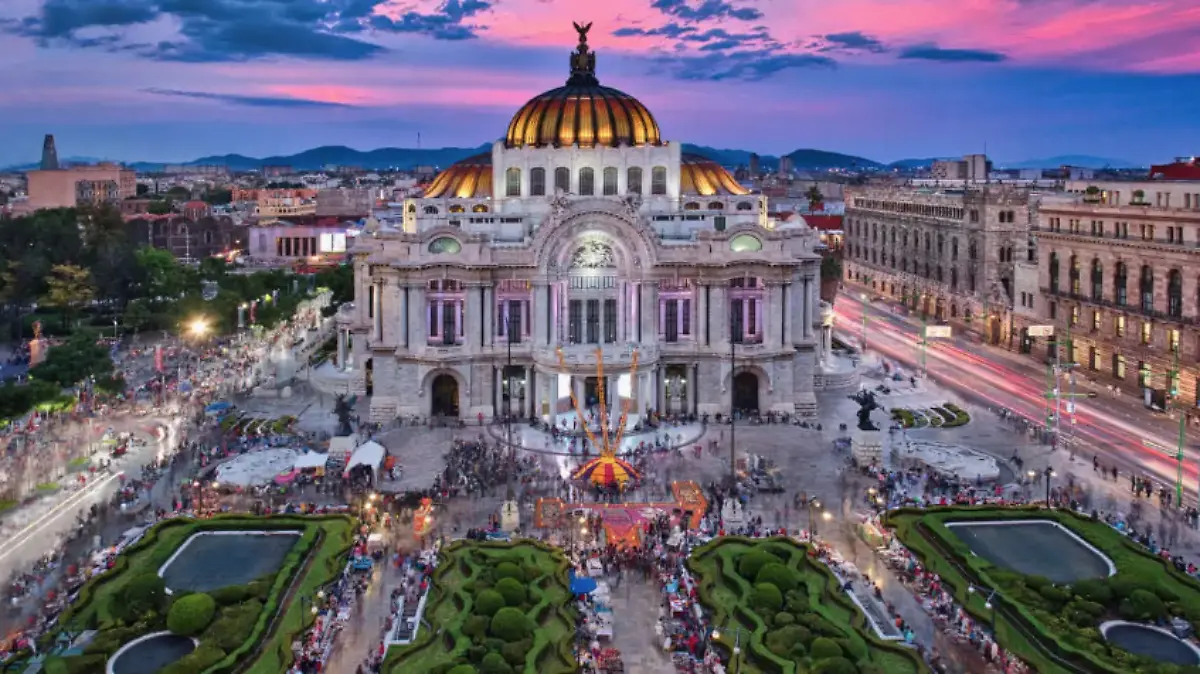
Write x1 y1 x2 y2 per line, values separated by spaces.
556 347 641 488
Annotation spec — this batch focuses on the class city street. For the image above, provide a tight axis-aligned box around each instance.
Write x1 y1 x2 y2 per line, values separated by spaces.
834 289 1200 502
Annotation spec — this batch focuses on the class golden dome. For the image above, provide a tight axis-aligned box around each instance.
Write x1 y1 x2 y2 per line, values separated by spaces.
424 153 492 199
681 154 750 196
505 23 661 149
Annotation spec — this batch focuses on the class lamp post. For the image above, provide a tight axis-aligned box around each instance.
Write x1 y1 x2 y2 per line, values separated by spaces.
968 584 998 623
1043 466 1056 507
728 278 738 485
710 624 751 673
807 498 823 537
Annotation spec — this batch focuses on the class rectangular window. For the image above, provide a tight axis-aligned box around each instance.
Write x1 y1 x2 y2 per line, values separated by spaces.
1138 362 1150 388
367 285 375 319
506 300 522 344
1169 328 1179 353
1049 302 1057 320
603 299 617 343
554 167 570 194
1114 315 1125 337
441 302 456 345
651 166 667 195
747 299 758 337
1089 346 1098 371
530 168 546 196
1070 305 1080 327
681 298 692 336
505 168 521 197
730 298 744 343
568 300 582 343
585 299 600 344
1092 309 1101 331
1113 354 1126 379
602 167 618 196
627 167 642 194
664 299 679 343
1141 321 1152 346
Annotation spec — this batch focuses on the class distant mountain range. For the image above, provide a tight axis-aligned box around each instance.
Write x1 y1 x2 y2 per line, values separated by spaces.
2 146 1139 173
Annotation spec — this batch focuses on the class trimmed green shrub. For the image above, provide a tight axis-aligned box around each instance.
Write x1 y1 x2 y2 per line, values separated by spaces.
167 593 217 636
493 577 526 607
42 654 106 674
480 651 513 674
209 585 252 605
463 614 491 639
501 638 532 666
159 643 226 674
1071 579 1112 605
756 563 799 593
474 589 505 617
737 550 777 580
448 666 478 674
765 624 811 657
117 573 168 620
1119 589 1166 621
493 562 523 581
489 607 532 642
751 583 783 612
774 612 795 626
202 598 262 651
812 656 858 674
810 636 843 660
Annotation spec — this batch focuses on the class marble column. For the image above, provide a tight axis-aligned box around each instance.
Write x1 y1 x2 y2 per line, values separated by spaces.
804 274 816 339
534 283 549 347
482 284 494 348
656 366 666 413
711 285 727 345
384 280 401 346
696 284 708 346
640 281 658 343
764 284 779 349
407 283 426 352
372 283 382 341
336 329 347 371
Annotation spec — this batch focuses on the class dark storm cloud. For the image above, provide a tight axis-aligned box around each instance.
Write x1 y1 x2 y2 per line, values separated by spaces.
143 87 357 108
650 0 762 22
898 44 1008 62
4 0 495 61
660 49 835 81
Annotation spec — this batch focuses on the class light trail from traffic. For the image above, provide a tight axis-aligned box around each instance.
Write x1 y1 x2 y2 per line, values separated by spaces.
834 298 1200 498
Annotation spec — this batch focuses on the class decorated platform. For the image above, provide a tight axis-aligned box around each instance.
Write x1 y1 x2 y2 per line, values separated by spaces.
534 480 708 547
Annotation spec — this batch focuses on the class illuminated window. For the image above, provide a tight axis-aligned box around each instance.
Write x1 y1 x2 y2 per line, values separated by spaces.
1141 321 1152 345
505 167 521 197
1169 328 1180 352
684 202 700 211
554 167 570 193
1112 354 1126 379
1091 309 1100 332
1114 315 1125 337
428 237 462 254
729 234 763 252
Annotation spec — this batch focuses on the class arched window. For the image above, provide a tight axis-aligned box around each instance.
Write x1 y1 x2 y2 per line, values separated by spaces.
472 204 489 213
736 202 753 211
423 206 439 215
1140 265 1155 313
708 201 724 210
951 238 959 260
1090 258 1103 300
951 268 958 291
1114 262 1127 305
627 167 643 194
1048 252 1059 293
504 167 521 197
1168 269 1183 318
650 166 667 195
602 167 618 196
530 167 546 196
579 167 595 196
1069 255 1080 294
937 234 944 256
554 167 570 193
449 204 465 213
684 202 700 211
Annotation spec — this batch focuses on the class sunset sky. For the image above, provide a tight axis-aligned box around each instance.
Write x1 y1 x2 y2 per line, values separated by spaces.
1 0 1198 166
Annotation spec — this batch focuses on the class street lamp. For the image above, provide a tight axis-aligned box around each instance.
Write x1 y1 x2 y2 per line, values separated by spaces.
711 624 751 673
189 317 209 338
1043 467 1057 507
968 584 998 623
807 498 823 537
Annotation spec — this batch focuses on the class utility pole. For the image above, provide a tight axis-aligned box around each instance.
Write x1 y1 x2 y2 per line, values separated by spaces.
729 301 737 484
860 275 872 353
1167 345 1185 504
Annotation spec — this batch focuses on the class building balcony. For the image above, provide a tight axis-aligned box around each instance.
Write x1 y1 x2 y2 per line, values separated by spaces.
537 342 658 372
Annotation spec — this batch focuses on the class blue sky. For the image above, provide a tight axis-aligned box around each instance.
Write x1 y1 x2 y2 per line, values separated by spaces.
0 0 1198 166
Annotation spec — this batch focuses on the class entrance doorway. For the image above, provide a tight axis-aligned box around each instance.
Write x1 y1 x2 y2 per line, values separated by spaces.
431 374 459 417
665 365 689 414
584 377 600 407
502 366 525 417
732 372 759 413
987 316 1002 346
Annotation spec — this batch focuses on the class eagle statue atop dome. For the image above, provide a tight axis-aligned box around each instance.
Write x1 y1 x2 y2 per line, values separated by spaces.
568 22 597 85
573 21 592 44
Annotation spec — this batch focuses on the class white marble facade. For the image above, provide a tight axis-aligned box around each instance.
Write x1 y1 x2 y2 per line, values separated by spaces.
342 27 824 423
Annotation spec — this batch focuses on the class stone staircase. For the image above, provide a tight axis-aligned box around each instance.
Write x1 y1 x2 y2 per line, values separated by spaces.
369 397 398 423
393 596 422 642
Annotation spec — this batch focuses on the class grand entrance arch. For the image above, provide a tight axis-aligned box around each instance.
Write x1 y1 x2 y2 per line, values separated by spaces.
431 374 459 418
733 372 759 413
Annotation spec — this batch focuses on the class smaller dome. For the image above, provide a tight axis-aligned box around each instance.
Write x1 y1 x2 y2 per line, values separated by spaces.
424 153 492 199
681 154 750 197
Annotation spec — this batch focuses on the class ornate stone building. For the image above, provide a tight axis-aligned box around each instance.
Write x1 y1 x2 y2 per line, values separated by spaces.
843 185 1033 344
342 26 826 423
1034 182 1200 404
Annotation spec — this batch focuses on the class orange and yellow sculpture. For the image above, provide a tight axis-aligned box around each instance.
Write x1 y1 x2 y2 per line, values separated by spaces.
557 347 642 489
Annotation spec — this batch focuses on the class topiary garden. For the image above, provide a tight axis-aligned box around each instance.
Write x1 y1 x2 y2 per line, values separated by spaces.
385 540 577 674
688 537 926 674
25 515 355 674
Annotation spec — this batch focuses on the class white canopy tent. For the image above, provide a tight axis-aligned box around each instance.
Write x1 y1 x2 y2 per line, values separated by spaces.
294 452 329 471
343 440 385 479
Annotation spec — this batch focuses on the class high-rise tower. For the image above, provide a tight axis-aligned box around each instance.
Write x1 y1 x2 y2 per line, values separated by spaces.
40 134 59 170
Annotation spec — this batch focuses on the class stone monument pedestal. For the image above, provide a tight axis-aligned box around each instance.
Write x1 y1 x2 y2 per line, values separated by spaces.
851 408 894 468
500 500 520 533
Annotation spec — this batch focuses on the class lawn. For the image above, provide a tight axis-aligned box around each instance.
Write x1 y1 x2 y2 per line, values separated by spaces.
33 514 354 674
687 536 926 674
887 506 1200 674
385 539 577 674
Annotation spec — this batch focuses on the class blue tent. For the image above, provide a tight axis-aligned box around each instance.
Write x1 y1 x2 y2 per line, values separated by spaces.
569 569 597 595
205 401 233 415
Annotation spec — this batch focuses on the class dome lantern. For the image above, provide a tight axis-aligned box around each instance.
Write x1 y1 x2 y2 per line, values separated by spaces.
504 23 662 149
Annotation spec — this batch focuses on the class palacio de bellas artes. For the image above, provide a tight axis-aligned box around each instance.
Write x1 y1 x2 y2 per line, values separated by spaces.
340 25 835 425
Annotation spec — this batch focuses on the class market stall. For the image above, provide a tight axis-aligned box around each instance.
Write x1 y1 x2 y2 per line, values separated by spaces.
343 440 385 482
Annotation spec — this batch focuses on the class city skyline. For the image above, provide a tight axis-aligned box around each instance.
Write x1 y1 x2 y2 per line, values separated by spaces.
0 0 1198 167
